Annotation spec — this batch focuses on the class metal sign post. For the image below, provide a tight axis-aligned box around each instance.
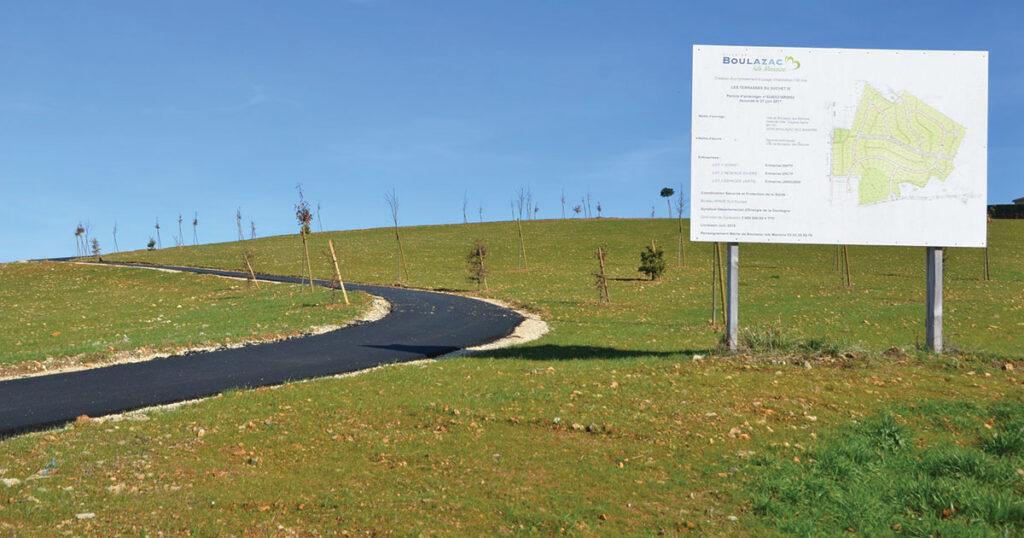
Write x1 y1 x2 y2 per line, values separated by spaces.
926 247 943 353
727 242 739 350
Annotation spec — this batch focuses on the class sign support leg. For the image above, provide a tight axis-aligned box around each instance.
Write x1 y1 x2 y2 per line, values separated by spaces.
926 247 943 353
727 242 739 351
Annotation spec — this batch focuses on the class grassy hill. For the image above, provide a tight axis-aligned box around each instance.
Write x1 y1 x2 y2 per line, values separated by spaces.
0 219 1021 535
110 218 1024 358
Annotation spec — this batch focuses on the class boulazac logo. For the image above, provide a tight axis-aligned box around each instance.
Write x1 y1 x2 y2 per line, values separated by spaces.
722 55 801 71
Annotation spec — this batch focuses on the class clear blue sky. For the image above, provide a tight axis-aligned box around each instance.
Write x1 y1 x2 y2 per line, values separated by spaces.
2 1 1021 262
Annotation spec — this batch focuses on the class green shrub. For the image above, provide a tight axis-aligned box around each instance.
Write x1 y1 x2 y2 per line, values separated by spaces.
638 243 665 280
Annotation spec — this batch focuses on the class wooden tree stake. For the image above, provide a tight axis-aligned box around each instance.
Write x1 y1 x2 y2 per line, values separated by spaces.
842 245 852 287
677 216 685 267
243 252 259 289
715 242 727 323
328 239 350 305
479 244 488 290
517 217 528 269
595 246 610 303
301 233 314 292
711 242 718 324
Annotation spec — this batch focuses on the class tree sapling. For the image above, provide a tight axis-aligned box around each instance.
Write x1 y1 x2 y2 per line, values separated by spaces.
638 240 666 280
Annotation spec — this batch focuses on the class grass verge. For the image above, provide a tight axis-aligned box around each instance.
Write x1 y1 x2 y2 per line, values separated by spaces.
0 261 365 378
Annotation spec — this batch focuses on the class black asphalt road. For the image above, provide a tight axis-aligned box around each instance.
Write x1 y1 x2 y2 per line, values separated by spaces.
0 263 523 437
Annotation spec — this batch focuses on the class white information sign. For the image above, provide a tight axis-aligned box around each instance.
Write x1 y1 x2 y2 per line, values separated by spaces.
690 45 988 247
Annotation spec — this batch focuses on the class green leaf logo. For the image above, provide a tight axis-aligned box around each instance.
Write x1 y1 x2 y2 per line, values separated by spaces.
785 56 801 70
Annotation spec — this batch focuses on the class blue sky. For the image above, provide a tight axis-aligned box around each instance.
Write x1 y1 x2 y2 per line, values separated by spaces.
1 0 1021 262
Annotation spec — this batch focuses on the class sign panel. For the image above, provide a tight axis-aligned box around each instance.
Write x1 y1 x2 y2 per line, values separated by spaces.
690 45 988 247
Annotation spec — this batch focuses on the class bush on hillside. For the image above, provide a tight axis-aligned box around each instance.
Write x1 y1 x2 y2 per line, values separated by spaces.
638 243 665 280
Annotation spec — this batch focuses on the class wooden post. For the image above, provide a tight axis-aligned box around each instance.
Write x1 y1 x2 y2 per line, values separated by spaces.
711 242 718 324
984 246 990 281
677 216 684 266
716 242 727 322
243 252 259 289
328 240 349 305
843 245 852 287
984 217 991 281
517 217 528 269
596 246 610 303
479 244 488 290
926 247 943 353
302 233 314 292
726 242 739 351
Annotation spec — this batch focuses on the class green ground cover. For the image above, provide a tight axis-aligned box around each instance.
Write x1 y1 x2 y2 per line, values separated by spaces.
751 400 1024 535
0 261 365 378
0 352 1020 535
109 218 1024 358
0 219 1020 535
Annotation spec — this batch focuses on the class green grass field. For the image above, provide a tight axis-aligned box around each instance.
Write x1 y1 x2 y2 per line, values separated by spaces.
0 261 365 378
109 218 1024 358
0 219 1021 535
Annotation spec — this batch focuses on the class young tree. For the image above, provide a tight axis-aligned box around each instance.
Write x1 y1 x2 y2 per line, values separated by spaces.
295 185 315 292
147 237 156 251
385 188 410 283
561 189 567 219
316 202 323 233
192 211 199 245
83 222 91 254
177 213 184 249
660 187 675 218
154 218 162 249
651 205 656 218
463 191 469 224
466 239 488 290
533 204 539 220
250 219 256 240
91 238 101 258
74 223 85 256
585 193 593 219
478 205 483 223
638 240 666 280
236 208 244 241
112 222 119 253
573 205 582 218
597 202 602 218
515 188 527 221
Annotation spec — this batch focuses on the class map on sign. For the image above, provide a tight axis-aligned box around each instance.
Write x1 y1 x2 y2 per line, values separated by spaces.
690 45 988 248
831 84 967 206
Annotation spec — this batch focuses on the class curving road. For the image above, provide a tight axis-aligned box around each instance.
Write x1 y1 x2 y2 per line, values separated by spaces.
0 263 523 437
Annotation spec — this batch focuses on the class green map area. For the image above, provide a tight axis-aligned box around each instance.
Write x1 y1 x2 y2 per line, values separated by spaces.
832 84 966 205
